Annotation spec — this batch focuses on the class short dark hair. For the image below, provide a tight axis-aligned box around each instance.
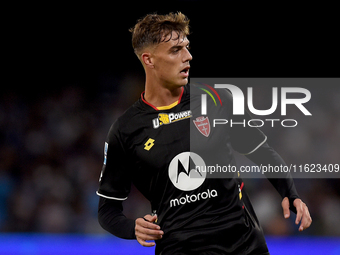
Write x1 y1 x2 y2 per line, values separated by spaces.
129 12 190 57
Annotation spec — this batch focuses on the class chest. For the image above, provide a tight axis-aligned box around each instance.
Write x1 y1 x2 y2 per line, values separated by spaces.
125 104 232 178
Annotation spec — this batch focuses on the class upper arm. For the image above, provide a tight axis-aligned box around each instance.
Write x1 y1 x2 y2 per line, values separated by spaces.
97 120 133 201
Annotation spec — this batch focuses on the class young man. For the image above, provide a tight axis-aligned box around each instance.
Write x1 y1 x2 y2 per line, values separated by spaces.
97 12 312 255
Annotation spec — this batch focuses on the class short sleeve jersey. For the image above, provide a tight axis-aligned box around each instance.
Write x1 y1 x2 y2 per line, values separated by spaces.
97 84 269 255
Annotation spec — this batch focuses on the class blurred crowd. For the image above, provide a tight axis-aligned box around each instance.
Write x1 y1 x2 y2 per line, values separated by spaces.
0 76 339 236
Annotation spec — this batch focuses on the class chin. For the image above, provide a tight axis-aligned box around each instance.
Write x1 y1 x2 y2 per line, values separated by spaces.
178 78 189 86
166 77 188 88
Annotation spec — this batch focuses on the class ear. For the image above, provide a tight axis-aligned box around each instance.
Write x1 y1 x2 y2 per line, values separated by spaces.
141 52 154 69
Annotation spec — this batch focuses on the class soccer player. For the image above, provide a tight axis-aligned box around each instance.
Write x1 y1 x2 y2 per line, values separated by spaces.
97 12 312 255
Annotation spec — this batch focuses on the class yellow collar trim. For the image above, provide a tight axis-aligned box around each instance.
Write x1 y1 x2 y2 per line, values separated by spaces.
156 100 179 110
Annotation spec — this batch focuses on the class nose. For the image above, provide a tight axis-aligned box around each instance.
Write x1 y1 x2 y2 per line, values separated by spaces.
183 47 193 62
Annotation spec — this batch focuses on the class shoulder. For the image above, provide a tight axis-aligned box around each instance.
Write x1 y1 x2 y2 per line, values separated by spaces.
107 99 147 142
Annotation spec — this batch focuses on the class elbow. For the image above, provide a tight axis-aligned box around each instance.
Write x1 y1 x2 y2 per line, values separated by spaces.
97 197 114 234
97 208 106 231
97 198 136 239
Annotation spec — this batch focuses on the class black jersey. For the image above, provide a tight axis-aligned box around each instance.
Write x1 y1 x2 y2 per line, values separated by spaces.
97 84 270 255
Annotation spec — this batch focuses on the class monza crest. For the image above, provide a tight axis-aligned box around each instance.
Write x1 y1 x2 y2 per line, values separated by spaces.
193 116 210 137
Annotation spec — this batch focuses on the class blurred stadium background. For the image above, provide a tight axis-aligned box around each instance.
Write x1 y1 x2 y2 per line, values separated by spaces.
2 2 339 254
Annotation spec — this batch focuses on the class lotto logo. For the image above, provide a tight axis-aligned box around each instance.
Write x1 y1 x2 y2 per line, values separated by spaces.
144 138 155 151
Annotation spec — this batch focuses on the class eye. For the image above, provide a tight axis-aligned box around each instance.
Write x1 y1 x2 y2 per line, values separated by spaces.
171 47 181 54
186 45 191 50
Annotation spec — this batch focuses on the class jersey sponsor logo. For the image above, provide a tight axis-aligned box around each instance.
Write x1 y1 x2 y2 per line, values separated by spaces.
168 152 206 191
152 110 192 129
168 152 219 208
144 138 155 151
193 116 210 137
170 189 218 207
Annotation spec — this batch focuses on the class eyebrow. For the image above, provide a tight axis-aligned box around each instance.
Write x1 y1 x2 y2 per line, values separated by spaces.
169 40 190 51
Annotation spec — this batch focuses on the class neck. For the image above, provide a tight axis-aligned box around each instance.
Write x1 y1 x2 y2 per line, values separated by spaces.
144 76 183 107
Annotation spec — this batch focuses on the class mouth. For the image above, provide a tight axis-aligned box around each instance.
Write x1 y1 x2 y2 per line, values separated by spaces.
180 66 190 77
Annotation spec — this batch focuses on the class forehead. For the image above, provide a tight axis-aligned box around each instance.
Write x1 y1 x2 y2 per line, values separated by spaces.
159 30 189 47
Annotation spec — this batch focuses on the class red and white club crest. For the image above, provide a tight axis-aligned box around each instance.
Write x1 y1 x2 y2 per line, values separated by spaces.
193 116 210 137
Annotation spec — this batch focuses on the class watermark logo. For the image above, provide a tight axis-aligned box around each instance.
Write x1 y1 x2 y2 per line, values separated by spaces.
211 84 312 116
196 83 312 128
196 83 222 115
